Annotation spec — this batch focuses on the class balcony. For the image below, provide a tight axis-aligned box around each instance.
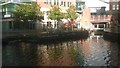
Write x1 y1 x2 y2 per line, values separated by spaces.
90 15 112 23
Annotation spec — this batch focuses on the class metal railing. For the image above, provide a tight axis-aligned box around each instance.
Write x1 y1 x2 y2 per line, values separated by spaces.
90 15 111 22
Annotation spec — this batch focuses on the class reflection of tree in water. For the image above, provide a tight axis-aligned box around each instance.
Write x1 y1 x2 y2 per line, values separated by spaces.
20 42 38 66
36 45 50 66
3 42 38 66
47 43 63 65
68 41 84 66
3 42 23 66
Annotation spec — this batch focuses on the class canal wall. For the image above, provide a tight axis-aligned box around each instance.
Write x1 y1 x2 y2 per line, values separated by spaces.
103 31 120 44
2 30 89 45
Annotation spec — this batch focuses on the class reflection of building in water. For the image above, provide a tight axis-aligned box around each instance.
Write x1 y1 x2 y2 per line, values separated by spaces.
108 42 119 66
36 43 73 66
80 8 93 30
36 41 85 66
37 45 51 66
55 43 74 66
80 40 90 57
90 35 103 41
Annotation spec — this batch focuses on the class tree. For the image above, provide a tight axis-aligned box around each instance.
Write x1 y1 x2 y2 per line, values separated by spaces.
65 5 78 20
48 5 64 29
64 5 78 31
13 2 43 29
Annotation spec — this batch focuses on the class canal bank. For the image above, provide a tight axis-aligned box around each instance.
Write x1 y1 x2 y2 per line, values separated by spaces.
103 31 120 44
2 30 89 45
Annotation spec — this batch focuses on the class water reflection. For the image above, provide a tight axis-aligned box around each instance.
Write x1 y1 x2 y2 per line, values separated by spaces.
2 36 120 66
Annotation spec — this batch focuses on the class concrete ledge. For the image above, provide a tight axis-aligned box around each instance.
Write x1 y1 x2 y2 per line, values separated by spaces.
103 31 120 44
2 30 89 45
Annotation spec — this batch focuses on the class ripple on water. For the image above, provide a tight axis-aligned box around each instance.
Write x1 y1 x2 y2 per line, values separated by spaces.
3 36 120 66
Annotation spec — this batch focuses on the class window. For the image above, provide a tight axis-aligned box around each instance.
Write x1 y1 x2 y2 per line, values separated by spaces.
47 0 51 4
49 2 51 4
61 1 63 6
46 11 49 15
44 0 48 4
57 0 59 5
57 2 59 5
99 24 104 28
117 4 119 10
112 5 116 10
44 2 47 4
70 2 71 5
64 2 66 7
67 2 69 7
54 0 56 5
94 24 97 28
54 2 56 5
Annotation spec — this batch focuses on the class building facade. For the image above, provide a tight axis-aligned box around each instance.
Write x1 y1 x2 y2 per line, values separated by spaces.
1 0 86 31
76 0 85 11
80 6 112 31
1 2 19 31
90 7 112 31
37 0 85 29
1 0 36 3
1 1 37 31
42 0 76 7
109 0 120 32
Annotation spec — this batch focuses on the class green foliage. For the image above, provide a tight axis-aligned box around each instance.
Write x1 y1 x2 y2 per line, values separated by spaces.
48 5 64 20
13 2 43 22
65 5 78 19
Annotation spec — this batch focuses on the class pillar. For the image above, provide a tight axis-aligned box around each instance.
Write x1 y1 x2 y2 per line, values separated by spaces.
104 24 105 28
97 24 99 29
44 11 47 20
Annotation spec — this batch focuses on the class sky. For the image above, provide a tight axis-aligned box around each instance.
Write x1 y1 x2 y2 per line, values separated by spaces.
84 0 109 10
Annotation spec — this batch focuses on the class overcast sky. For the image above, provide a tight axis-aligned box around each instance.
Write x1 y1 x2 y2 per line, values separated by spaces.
84 0 109 10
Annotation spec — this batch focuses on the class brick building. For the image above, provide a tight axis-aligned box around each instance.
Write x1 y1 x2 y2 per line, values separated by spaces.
109 0 120 32
80 6 112 31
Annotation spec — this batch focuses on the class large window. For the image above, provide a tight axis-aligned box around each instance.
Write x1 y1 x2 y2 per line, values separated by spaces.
76 1 85 10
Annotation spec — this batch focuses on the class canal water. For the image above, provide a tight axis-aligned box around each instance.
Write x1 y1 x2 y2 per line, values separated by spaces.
2 35 120 66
